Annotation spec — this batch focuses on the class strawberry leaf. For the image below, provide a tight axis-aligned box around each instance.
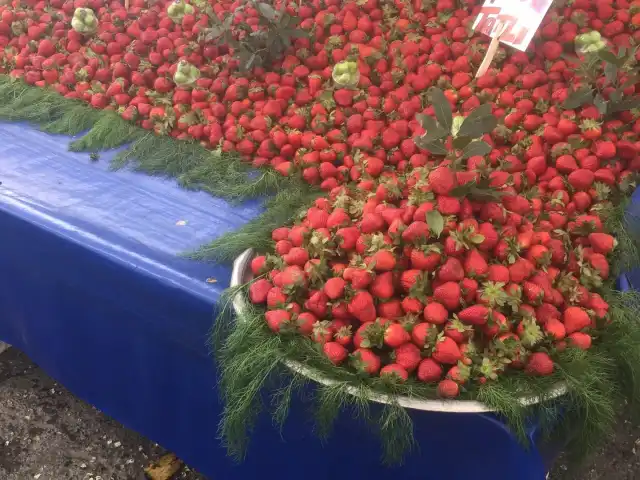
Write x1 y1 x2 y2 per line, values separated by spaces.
609 95 640 113
593 94 608 115
415 113 438 131
452 135 472 150
426 210 444 238
430 88 452 133
457 104 496 138
563 87 594 109
417 125 448 143
461 140 491 160
597 49 625 67
414 137 448 155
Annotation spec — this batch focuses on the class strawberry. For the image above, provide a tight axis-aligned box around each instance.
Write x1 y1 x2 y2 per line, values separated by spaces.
567 169 595 191
437 379 460 398
525 352 554 376
463 249 489 277
393 342 422 372
351 348 381 375
563 306 591 334
249 279 272 304
370 272 396 299
437 257 465 282
411 322 439 348
429 166 455 195
380 364 409 381
433 336 462 364
544 318 566 340
458 305 489 325
324 277 346 300
568 332 592 350
384 322 411 348
402 221 430 242
265 310 292 333
370 249 397 271
417 358 443 383
423 302 449 325
251 256 268 275
348 291 377 323
588 233 616 254
433 282 461 312
323 342 348 365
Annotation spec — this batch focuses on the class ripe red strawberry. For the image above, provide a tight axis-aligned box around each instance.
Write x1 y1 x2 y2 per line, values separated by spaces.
384 323 410 348
296 312 317 335
351 348 381 375
323 342 348 365
544 318 566 340
433 336 462 364
324 277 346 300
370 249 397 271
463 249 489 277
265 310 292 333
283 247 309 266
410 248 442 271
380 364 409 381
370 272 396 299
562 306 590 334
433 282 461 311
417 358 443 383
567 169 595 191
509 258 534 283
525 352 554 376
411 322 438 348
249 279 272 304
251 256 268 275
429 167 455 195
393 342 422 372
458 305 489 325
360 213 385 233
437 379 460 398
568 332 592 350
346 289 376 323
438 257 465 282
402 221 429 242
588 233 616 254
423 302 448 324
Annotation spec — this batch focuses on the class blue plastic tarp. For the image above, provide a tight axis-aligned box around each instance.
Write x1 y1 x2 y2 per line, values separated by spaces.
0 122 554 480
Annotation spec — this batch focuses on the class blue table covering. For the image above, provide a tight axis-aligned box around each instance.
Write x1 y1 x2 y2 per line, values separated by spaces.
0 122 557 480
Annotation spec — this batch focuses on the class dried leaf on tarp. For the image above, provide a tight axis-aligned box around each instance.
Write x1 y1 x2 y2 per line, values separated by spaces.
144 453 183 480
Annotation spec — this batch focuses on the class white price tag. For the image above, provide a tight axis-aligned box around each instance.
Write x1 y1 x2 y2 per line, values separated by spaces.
472 0 554 52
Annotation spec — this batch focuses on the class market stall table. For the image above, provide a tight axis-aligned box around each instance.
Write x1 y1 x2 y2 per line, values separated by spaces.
0 122 569 480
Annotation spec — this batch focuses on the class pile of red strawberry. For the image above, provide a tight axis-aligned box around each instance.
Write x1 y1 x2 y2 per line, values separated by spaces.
248 127 622 397
0 0 638 184
2 0 640 397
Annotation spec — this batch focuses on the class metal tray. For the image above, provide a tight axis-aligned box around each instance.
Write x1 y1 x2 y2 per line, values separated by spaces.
231 248 567 413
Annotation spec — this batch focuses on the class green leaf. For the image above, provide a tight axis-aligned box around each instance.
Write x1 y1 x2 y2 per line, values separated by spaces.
257 2 277 20
452 135 472 150
430 88 452 133
426 210 444 238
563 88 594 109
414 137 448 155
423 140 448 156
604 62 618 85
597 49 625 67
458 112 498 139
415 114 438 131
417 125 449 143
461 140 492 160
593 94 608 115
609 96 640 113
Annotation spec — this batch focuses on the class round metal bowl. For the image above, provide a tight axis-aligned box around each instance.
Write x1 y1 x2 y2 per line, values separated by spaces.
231 248 567 413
